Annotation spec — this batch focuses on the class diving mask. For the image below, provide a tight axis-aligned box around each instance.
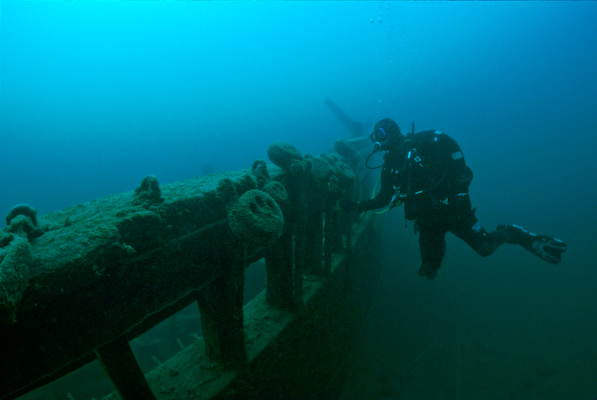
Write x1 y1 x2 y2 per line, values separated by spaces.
370 127 390 151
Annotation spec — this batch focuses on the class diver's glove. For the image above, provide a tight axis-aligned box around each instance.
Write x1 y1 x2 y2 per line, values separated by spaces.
497 224 567 264
389 193 403 210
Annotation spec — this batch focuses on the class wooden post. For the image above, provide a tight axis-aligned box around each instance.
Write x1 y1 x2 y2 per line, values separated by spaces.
343 188 354 267
196 268 247 368
289 165 308 307
324 198 334 277
331 207 343 253
94 337 157 400
304 211 323 276
264 230 294 309
344 210 352 261
293 223 305 306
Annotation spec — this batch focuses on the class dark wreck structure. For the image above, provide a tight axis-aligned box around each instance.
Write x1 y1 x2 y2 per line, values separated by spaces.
0 138 381 400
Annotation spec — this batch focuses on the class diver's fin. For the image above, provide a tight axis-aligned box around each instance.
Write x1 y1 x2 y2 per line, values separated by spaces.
497 224 567 264
530 235 567 264
324 98 365 137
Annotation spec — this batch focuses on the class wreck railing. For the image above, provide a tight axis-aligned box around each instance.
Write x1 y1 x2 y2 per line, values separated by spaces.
0 138 375 400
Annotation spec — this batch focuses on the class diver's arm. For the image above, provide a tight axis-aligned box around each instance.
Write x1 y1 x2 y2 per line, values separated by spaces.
358 163 395 211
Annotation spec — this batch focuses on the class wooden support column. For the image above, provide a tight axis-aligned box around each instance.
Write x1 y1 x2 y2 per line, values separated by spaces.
290 165 308 307
331 207 343 252
342 191 353 264
196 268 247 368
264 229 294 309
95 337 157 400
342 200 354 293
344 210 353 262
324 198 334 277
304 211 323 276
293 223 305 306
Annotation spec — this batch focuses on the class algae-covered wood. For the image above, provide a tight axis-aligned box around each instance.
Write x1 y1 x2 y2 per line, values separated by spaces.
0 168 274 399
1 139 364 400
100 212 378 400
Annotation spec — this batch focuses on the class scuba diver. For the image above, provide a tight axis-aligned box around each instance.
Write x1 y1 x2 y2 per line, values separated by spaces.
352 118 567 279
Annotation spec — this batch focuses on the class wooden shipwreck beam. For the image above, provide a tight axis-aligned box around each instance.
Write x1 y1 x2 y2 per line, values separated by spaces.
0 139 378 400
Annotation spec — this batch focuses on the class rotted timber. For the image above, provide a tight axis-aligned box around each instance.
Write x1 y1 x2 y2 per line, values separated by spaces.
0 139 379 400
101 212 378 400
1 168 262 400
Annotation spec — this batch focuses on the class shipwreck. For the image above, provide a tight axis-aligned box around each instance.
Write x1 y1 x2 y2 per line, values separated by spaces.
0 137 381 400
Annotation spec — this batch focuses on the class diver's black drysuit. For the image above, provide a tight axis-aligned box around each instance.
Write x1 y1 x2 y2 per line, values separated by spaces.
359 130 507 278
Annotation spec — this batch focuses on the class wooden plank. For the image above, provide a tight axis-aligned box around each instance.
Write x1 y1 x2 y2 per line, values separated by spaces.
95 337 157 400
196 264 247 367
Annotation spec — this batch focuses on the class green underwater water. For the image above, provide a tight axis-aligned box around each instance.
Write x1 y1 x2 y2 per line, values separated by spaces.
339 215 597 400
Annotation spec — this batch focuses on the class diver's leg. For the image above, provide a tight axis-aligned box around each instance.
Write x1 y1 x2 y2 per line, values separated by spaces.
452 210 507 257
496 224 567 264
417 221 447 280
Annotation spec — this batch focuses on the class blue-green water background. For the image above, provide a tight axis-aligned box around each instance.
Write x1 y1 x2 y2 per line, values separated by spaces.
2 2 596 399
